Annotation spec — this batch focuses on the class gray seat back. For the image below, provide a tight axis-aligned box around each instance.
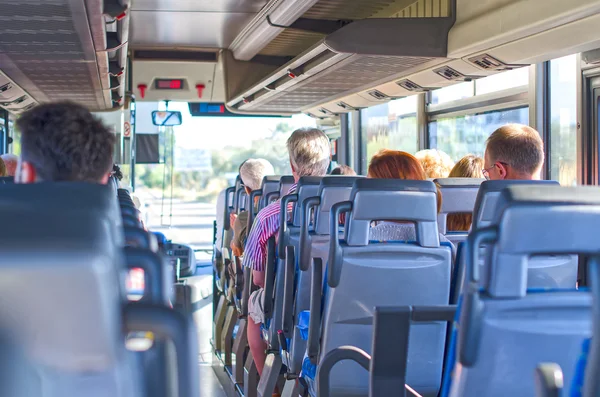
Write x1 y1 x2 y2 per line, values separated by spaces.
0 208 141 397
434 178 483 244
279 175 295 197
259 175 283 210
288 176 363 374
0 182 123 246
472 180 558 230
458 179 576 296
268 177 322 350
452 185 596 397
233 176 248 214
320 179 451 397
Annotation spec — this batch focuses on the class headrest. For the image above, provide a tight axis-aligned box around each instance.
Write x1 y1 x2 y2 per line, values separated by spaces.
234 185 248 212
279 175 295 195
0 182 123 246
0 210 123 372
484 185 600 297
0 176 14 184
435 178 484 233
260 176 282 209
345 179 440 246
314 176 364 234
262 175 282 185
292 177 324 226
472 179 558 229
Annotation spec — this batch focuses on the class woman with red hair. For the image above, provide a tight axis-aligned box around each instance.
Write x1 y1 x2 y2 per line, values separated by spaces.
367 149 453 251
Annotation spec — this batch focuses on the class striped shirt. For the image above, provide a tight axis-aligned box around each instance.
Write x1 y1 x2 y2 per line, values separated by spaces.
243 184 297 272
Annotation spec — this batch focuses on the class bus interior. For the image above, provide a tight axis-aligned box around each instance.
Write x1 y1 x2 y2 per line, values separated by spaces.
1 0 600 396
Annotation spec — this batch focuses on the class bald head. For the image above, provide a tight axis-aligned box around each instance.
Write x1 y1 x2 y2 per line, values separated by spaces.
1 154 17 177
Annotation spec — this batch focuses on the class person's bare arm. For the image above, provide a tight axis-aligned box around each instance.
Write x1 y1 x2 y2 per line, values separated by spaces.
253 269 265 288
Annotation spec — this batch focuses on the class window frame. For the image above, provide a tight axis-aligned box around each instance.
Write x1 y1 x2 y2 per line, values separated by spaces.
341 60 582 184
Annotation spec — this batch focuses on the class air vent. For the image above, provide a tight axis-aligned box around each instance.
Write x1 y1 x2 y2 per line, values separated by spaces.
433 66 472 82
396 79 425 92
468 54 527 71
12 103 35 112
0 83 12 94
367 90 389 100
336 101 356 111
318 107 335 116
0 95 27 107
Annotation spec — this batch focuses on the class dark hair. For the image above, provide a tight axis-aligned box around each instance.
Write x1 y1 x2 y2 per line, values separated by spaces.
16 101 115 182
112 164 123 181
330 164 356 176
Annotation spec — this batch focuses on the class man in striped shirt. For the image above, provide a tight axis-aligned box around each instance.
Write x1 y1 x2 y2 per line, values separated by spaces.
244 128 331 381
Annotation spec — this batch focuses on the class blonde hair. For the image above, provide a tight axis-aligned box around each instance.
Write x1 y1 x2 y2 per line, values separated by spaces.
368 149 442 212
240 158 275 191
415 149 455 179
286 128 331 177
449 155 484 179
485 124 544 176
447 155 484 231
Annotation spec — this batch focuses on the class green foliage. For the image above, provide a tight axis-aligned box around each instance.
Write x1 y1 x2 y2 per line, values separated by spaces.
136 122 295 201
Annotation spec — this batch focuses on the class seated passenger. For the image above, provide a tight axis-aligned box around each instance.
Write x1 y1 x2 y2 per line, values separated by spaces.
330 164 356 175
415 149 455 179
367 149 454 250
447 154 484 231
244 128 330 378
483 124 544 180
0 158 7 177
230 158 275 257
15 102 115 184
1 154 18 177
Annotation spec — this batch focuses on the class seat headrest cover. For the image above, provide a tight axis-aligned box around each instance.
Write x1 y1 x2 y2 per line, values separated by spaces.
488 185 600 297
434 177 485 187
292 177 324 226
435 178 483 232
0 210 122 371
472 179 558 229
319 175 365 190
313 176 365 234
262 175 282 184
346 179 439 246
297 176 324 186
436 178 483 213
0 182 123 245
279 175 295 194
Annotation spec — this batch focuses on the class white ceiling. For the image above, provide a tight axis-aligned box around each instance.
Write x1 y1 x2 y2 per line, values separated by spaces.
130 0 269 48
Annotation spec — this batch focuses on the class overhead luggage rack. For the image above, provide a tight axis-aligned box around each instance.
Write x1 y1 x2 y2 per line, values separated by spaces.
226 1 456 115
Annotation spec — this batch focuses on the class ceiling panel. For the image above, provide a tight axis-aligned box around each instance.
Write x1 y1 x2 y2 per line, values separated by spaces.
131 0 267 13
131 11 257 48
0 0 107 110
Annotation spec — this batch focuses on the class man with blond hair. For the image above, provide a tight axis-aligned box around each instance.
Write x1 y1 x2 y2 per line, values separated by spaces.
483 123 544 180
243 128 331 381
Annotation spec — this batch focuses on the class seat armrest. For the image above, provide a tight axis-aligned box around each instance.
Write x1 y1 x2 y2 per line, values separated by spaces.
535 363 563 397
316 346 370 397
308 257 323 364
282 245 295 337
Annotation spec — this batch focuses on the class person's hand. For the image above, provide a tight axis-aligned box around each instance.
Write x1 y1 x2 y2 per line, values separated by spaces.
230 213 237 227
232 245 243 258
